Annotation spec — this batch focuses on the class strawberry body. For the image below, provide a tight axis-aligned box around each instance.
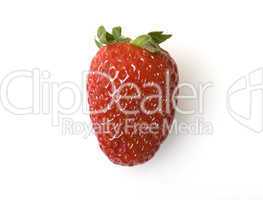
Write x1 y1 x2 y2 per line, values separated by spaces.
87 27 179 166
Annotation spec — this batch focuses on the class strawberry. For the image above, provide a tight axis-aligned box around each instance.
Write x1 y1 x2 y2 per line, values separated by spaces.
87 26 179 166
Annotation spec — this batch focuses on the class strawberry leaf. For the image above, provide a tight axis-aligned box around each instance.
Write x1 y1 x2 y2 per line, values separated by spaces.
112 26 122 39
97 25 114 44
95 39 103 48
148 31 172 44
131 35 161 53
97 26 106 39
119 37 131 42
131 35 152 47
105 32 114 43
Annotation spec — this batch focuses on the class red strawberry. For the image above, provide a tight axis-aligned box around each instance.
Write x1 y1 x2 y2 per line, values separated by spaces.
87 26 179 166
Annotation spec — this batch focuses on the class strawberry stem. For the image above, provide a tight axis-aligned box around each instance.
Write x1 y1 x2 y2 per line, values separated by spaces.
95 25 172 53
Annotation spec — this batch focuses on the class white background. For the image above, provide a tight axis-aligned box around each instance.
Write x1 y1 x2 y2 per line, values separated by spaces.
0 0 263 199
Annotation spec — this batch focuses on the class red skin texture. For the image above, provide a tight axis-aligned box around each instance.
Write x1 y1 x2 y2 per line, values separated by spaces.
87 43 179 166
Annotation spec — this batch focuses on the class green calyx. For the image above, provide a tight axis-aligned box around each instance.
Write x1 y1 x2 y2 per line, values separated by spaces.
95 26 131 48
95 26 172 53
